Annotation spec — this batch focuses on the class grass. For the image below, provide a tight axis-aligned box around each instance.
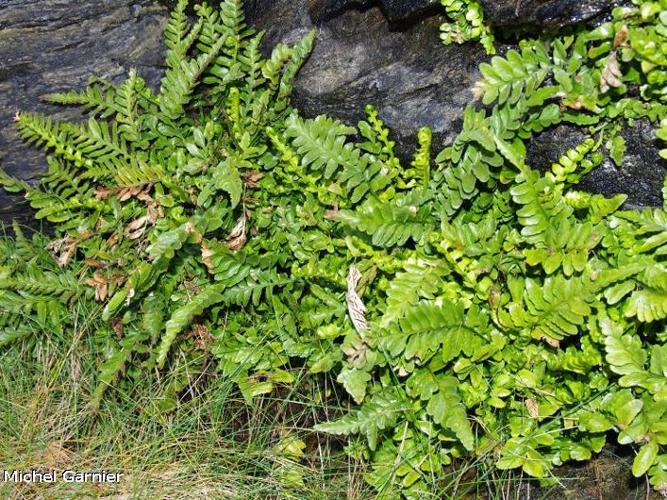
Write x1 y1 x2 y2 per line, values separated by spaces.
0 303 373 499
0 306 658 499
0 357 372 498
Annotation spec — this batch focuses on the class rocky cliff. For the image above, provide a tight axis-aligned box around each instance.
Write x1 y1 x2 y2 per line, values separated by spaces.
1 0 662 227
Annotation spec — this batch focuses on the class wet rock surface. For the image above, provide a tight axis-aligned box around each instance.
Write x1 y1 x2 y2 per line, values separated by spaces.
289 0 440 24
580 119 666 209
479 0 615 30
528 120 666 208
0 0 663 227
246 0 485 156
377 0 440 22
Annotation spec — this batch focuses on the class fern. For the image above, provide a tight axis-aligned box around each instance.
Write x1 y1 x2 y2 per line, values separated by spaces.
336 198 432 248
380 301 483 364
405 127 432 187
286 111 397 203
0 228 87 340
624 288 667 323
2 0 667 496
476 46 550 106
115 69 147 145
424 374 474 451
91 339 133 411
511 169 572 245
42 77 118 117
380 259 443 328
314 388 409 450
440 0 495 55
0 0 316 410
500 276 594 342
15 114 88 168
156 282 226 368
159 35 226 120
286 114 358 179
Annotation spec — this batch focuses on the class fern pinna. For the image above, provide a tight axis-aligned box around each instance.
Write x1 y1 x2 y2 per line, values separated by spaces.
1 0 667 497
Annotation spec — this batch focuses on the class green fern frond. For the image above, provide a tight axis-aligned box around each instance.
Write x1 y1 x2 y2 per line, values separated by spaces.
42 77 118 117
406 127 432 187
511 169 572 245
551 138 599 184
603 321 647 376
115 69 148 145
380 259 444 327
3 269 81 303
440 0 495 55
286 113 398 202
164 0 191 51
40 157 92 199
240 31 265 94
564 191 626 223
222 269 291 307
0 325 33 347
434 106 501 216
156 282 226 368
277 30 316 102
625 288 667 322
0 167 32 194
499 276 593 342
158 34 226 120
476 45 550 106
358 105 400 165
220 0 254 63
635 209 667 256
314 388 408 450
67 118 132 171
379 301 485 364
263 43 292 88
523 220 603 276
90 336 133 411
15 113 88 168
286 114 358 179
196 2 237 88
424 373 475 450
336 198 432 248
24 192 103 224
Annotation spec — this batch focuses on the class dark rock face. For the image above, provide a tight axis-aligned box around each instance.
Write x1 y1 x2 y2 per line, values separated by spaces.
580 119 666 209
528 120 666 208
308 0 616 29
0 0 663 227
378 0 440 22
480 0 614 30
308 0 368 24
0 0 167 227
246 0 485 159
308 0 439 24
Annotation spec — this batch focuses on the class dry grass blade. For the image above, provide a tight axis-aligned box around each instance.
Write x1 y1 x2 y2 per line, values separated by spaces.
346 266 368 334
46 235 78 267
600 52 623 93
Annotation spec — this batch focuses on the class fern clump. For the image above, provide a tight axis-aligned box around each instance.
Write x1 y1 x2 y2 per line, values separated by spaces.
1 0 667 497
2 0 316 409
440 0 495 55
